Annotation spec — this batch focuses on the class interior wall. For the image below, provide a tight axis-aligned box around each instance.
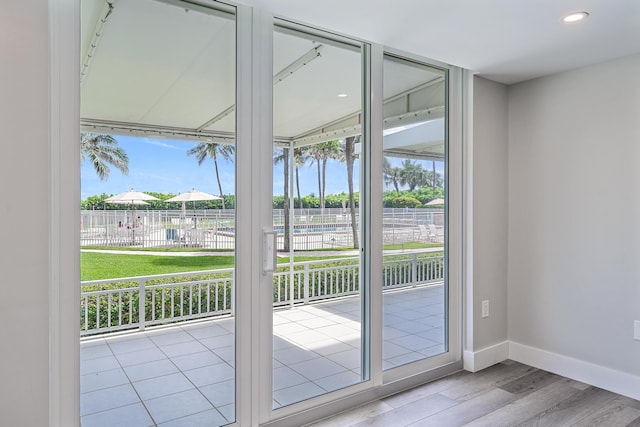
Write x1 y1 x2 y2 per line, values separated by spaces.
0 0 51 425
471 76 509 350
508 54 640 376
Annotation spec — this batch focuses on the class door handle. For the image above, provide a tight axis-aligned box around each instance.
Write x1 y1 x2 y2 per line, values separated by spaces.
262 229 277 274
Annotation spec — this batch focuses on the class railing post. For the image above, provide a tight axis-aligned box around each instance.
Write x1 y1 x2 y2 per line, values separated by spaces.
303 263 310 305
139 278 146 332
411 253 418 286
230 270 235 316
289 269 295 308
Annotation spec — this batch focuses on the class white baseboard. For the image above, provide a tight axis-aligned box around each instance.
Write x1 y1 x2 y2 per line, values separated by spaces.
463 341 509 372
509 341 640 401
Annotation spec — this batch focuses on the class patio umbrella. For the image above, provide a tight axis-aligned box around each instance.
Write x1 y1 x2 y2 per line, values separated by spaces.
425 198 445 206
105 190 159 237
105 188 159 204
107 199 149 206
166 188 221 211
166 188 221 227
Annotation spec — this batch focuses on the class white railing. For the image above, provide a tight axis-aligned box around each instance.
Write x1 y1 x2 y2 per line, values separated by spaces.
80 208 444 250
81 252 444 336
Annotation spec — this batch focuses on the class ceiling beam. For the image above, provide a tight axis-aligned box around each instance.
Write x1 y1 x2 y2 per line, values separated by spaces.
196 45 324 132
81 0 114 86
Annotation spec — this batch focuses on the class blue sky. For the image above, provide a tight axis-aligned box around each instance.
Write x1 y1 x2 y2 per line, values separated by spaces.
81 136 357 199
81 136 443 200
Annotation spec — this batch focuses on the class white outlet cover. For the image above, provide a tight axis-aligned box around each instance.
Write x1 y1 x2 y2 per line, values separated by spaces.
481 300 489 318
635 320 640 340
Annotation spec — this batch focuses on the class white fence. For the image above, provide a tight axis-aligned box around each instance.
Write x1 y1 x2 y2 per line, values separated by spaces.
81 252 444 336
80 208 444 250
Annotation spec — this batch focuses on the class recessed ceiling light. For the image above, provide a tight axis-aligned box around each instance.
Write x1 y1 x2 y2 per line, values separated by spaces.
337 93 348 98
562 12 589 23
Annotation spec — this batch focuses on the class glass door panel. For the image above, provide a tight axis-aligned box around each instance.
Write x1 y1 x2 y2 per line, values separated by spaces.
79 1 237 425
381 55 447 370
272 24 364 408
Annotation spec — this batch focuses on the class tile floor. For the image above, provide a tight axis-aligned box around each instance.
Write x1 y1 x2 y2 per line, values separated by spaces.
80 284 445 426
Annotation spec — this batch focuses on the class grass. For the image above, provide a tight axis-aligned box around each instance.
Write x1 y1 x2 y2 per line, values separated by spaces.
81 252 236 281
81 252 339 281
382 242 444 250
81 245 234 253
81 242 444 281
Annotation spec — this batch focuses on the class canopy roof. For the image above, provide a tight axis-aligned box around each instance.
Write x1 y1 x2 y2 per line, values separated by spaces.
81 0 445 159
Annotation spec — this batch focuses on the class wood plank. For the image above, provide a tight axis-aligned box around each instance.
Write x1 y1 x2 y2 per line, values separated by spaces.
409 388 516 427
439 362 535 402
517 387 618 427
350 393 458 427
464 379 582 427
308 361 640 427
310 401 395 427
498 369 562 395
570 398 640 427
381 371 471 409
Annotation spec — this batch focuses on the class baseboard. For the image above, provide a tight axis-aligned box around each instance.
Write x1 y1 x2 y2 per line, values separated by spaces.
509 341 640 401
463 341 509 372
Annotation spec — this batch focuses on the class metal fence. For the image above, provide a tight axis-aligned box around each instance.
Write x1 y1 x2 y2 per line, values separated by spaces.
80 208 444 250
80 251 444 336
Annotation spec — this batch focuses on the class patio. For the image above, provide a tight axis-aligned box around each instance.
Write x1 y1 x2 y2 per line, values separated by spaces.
80 284 445 427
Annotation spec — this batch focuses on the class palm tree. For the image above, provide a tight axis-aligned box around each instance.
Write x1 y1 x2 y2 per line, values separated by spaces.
308 140 341 211
293 147 310 209
425 168 444 188
273 147 291 252
342 136 359 249
81 133 129 180
383 157 402 192
398 159 426 191
187 142 235 209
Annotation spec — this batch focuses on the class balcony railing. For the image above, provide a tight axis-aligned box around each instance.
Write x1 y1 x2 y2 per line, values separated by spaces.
80 208 444 250
81 251 444 336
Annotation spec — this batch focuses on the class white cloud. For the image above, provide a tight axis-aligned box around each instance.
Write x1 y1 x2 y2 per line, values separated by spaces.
141 139 185 150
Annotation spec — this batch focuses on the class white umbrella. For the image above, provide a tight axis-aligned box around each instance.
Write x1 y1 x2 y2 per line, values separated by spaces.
107 199 149 206
105 188 159 204
166 188 221 203
105 190 158 242
166 188 221 227
425 198 445 206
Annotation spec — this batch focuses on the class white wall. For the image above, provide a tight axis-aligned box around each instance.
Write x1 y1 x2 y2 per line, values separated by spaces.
463 76 509 371
472 77 509 349
0 1 51 425
508 54 640 378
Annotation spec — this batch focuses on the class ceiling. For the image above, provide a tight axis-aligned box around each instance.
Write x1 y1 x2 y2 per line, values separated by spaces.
81 0 640 157
80 0 446 157
237 0 640 84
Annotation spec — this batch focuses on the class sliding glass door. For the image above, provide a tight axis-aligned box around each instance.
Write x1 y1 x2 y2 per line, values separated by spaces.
78 3 460 425
381 56 448 371
271 23 366 409
80 1 237 425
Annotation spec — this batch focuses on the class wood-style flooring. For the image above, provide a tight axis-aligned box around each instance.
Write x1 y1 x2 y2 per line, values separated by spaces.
309 360 640 427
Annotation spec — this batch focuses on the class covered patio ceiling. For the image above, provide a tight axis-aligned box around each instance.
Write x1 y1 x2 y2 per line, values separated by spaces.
81 0 445 159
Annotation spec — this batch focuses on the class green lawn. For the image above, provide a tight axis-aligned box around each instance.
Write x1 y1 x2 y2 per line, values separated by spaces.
81 245 234 253
81 243 443 281
81 252 345 281
382 242 444 250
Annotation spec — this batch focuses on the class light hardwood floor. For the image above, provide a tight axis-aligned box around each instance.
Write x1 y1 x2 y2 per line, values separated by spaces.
308 360 640 427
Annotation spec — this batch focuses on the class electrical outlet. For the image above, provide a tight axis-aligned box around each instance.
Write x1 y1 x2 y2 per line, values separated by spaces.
482 300 489 318
635 321 640 340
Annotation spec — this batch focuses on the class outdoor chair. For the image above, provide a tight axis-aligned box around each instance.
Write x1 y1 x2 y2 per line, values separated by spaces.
428 224 444 243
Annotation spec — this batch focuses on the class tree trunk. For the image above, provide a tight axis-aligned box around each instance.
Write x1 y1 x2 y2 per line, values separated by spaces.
296 165 303 209
345 136 359 249
316 160 322 211
213 152 226 209
321 158 327 212
283 148 290 252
